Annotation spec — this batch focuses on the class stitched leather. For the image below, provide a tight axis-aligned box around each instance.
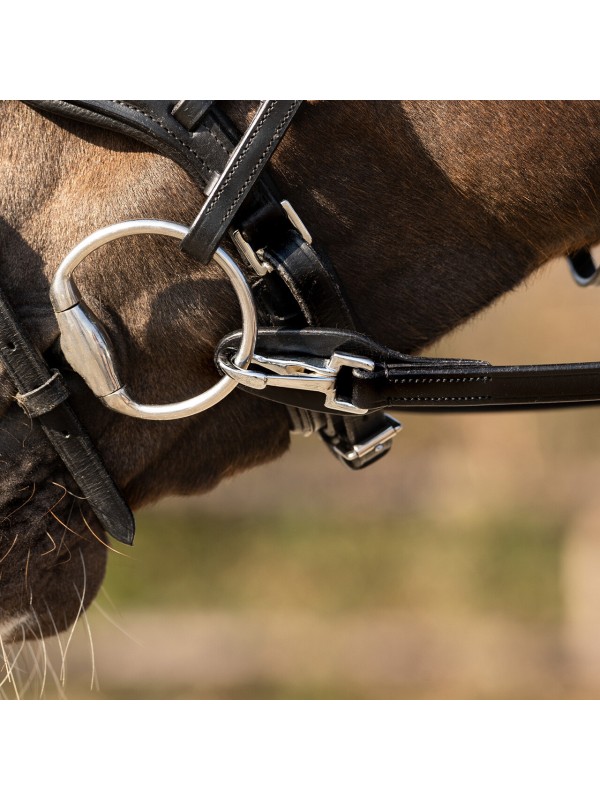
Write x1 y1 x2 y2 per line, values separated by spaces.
182 101 302 264
360 359 600 410
0 288 135 544
28 101 294 257
217 327 600 414
172 100 214 131
27 100 232 188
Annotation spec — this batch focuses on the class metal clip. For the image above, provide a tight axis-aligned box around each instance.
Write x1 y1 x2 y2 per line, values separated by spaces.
231 229 271 276
232 199 313 278
217 348 376 415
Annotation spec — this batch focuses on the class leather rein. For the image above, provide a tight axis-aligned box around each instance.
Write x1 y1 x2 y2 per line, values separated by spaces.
2 100 600 545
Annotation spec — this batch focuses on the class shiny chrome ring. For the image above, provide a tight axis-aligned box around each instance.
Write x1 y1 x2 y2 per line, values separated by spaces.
50 219 257 421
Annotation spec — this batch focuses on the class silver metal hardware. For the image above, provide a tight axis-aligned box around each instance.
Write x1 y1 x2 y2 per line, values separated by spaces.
217 348 376 415
203 171 221 197
51 219 257 421
232 199 313 278
281 200 312 245
287 406 323 437
231 229 272 277
331 415 402 464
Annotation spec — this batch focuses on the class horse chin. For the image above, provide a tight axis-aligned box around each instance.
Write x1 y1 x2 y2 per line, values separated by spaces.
0 409 108 641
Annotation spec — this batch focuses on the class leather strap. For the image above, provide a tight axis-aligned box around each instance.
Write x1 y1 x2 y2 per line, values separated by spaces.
0 288 135 544
262 230 358 329
217 327 600 414
246 233 402 468
361 359 600 411
26 101 290 232
27 100 233 189
15 370 69 417
28 101 294 263
171 100 214 131
182 101 302 264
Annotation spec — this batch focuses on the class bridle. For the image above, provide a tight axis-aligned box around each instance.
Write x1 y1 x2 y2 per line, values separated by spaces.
2 100 600 546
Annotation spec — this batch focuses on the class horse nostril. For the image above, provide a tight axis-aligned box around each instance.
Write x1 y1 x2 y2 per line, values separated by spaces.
4 340 17 351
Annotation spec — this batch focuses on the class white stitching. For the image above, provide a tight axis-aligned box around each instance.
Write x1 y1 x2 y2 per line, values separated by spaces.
216 103 298 225
113 101 213 173
203 101 279 215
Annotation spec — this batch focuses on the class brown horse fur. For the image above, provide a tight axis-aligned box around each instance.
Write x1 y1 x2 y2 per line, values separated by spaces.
1 100 600 640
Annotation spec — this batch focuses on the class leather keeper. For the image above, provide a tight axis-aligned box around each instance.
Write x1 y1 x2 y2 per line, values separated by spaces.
15 370 70 418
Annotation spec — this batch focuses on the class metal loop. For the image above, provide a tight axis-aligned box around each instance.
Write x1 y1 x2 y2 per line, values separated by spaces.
50 219 257 421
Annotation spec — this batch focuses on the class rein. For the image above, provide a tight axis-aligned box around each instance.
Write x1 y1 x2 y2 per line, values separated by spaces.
2 100 599 545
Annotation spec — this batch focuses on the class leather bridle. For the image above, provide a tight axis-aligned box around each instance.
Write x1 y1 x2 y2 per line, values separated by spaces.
2 99 600 546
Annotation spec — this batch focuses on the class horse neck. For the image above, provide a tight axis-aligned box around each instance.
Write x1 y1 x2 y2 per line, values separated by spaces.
226 101 600 353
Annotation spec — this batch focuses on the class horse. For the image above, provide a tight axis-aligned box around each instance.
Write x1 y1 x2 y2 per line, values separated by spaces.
1 100 600 649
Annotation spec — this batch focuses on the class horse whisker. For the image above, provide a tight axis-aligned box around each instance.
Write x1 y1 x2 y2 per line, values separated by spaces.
0 533 18 565
80 510 128 557
0 633 11 686
49 480 86 501
45 654 67 700
47 508 86 542
44 600 67 688
92 600 141 646
0 628 25 698
30 610 48 698
18 636 41 698
24 547 32 605
61 562 87 686
41 530 57 557
1 482 36 522
75 550 97 692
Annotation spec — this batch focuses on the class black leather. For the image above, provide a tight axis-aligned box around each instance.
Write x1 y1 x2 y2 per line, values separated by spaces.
15 370 69 417
171 100 214 131
27 100 233 189
0 287 135 544
262 230 358 329
182 101 302 264
361 358 600 411
26 101 291 238
218 327 600 414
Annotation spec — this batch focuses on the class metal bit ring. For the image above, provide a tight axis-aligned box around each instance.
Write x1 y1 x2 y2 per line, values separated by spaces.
50 219 257 421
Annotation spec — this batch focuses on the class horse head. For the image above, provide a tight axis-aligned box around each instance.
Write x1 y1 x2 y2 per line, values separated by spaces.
1 100 600 642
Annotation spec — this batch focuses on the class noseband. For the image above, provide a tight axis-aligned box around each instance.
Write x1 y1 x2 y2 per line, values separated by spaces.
3 100 600 545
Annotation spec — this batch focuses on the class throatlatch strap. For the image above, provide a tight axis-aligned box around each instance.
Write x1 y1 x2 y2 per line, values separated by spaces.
0 288 135 545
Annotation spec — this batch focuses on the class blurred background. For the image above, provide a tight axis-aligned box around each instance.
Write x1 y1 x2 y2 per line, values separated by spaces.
12 253 600 699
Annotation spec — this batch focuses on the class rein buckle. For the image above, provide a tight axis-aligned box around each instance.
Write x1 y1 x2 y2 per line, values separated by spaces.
321 413 402 469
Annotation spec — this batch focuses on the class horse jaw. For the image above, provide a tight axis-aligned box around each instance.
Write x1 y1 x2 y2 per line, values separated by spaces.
0 408 109 641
